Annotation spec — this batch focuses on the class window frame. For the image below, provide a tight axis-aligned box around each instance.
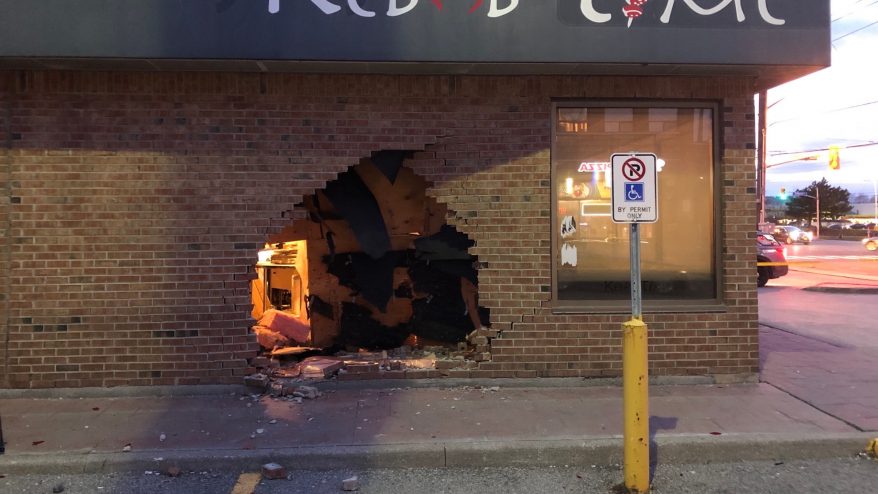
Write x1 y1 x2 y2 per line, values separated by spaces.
550 99 725 314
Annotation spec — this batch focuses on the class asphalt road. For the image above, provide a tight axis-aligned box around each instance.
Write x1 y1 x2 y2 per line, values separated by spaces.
782 238 878 277
782 238 875 258
2 458 877 494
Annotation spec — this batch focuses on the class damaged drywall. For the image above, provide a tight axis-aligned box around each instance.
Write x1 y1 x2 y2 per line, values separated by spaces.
252 153 490 354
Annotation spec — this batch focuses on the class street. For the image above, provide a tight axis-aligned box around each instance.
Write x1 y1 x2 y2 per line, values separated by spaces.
777 238 878 278
2 458 877 494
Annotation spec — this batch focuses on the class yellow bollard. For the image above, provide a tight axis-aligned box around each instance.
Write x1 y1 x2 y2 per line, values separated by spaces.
623 317 650 493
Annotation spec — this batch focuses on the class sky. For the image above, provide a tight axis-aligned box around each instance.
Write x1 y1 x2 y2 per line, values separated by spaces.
766 0 878 198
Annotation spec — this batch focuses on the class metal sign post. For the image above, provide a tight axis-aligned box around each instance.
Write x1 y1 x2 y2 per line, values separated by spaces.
611 153 658 493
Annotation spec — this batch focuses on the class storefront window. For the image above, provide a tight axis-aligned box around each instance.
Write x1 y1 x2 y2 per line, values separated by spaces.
552 102 717 307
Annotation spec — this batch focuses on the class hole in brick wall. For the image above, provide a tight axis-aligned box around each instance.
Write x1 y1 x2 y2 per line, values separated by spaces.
247 151 492 385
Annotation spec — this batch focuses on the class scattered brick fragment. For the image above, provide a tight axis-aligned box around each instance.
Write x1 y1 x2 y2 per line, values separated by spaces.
342 476 360 491
262 462 287 480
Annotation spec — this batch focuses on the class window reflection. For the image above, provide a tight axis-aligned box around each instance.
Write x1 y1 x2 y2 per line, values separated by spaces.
553 105 716 302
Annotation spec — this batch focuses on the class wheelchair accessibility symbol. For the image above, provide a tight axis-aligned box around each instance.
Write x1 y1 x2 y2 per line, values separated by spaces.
625 182 644 202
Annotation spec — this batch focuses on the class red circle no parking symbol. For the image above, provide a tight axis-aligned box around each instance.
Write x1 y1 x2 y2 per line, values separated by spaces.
622 158 646 181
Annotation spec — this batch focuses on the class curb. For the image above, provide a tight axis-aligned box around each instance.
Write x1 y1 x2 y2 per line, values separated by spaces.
803 286 878 294
0 376 719 399
0 385 247 400
0 433 872 475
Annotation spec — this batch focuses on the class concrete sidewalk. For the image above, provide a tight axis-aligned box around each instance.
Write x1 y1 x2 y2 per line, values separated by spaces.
0 378 873 475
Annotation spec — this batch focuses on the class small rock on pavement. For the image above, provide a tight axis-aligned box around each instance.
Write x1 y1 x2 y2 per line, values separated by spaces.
122 444 132 452
262 462 287 480
52 484 65 493
244 373 270 391
342 476 360 491
293 385 320 399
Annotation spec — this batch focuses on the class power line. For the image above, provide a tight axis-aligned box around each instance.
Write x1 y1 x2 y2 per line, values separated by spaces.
833 18 878 41
769 100 878 126
832 0 878 22
769 141 878 157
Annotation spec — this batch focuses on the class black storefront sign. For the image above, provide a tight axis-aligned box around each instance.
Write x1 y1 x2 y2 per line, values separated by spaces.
0 0 829 67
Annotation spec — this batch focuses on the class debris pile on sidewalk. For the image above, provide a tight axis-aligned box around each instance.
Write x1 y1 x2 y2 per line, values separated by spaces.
244 327 500 391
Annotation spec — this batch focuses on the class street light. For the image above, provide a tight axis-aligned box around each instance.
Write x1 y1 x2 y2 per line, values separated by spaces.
766 154 820 169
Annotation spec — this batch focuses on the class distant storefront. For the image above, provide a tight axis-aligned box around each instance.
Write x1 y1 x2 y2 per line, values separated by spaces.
0 0 830 388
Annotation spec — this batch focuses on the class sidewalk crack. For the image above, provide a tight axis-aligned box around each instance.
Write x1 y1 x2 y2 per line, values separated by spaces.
761 381 865 432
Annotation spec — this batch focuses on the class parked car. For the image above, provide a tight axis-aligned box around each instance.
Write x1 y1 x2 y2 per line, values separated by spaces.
757 232 788 287
771 225 812 244
825 221 852 230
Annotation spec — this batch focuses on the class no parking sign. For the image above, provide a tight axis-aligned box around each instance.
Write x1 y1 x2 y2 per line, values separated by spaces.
612 153 658 223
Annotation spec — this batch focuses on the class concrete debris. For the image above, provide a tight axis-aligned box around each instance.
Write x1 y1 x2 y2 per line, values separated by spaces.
246 336 500 396
244 373 270 391
250 356 273 368
269 381 298 397
346 363 380 374
122 443 132 452
272 365 302 378
294 386 320 400
300 357 344 378
262 462 287 480
342 475 360 491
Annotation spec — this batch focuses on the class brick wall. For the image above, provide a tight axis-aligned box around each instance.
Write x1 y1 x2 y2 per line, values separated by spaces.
0 71 758 388
1 73 12 385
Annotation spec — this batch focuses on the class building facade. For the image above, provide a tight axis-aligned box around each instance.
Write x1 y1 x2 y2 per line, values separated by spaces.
0 0 830 388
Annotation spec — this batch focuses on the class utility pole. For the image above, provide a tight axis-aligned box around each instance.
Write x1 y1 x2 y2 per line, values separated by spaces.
757 91 767 227
798 186 820 239
869 179 877 225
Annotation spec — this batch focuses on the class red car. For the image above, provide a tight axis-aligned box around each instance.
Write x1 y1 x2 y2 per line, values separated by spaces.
757 232 789 287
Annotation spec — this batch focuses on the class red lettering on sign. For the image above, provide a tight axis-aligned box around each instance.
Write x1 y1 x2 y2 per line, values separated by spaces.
577 162 611 172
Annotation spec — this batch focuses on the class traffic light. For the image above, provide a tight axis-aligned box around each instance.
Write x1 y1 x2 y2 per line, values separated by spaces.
778 187 787 200
829 145 840 170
